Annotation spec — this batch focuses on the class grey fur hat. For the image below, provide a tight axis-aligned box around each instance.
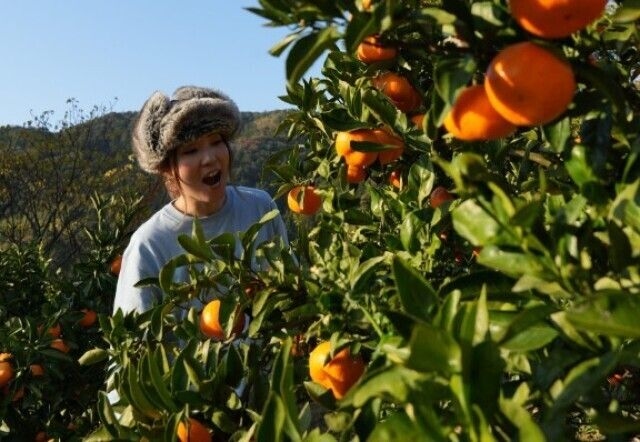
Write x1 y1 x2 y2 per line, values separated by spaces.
132 86 241 173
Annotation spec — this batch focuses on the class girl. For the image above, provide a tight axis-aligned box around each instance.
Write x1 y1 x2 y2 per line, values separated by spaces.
113 86 289 315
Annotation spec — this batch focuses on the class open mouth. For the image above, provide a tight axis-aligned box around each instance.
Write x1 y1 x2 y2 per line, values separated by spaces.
202 170 222 186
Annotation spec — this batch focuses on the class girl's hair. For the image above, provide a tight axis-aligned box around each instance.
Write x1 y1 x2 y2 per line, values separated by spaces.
157 136 234 200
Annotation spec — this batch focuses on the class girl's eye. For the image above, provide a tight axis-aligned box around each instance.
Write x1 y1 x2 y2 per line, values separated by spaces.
180 147 198 155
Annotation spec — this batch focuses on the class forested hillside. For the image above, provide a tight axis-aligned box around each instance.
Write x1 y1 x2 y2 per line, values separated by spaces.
0 108 293 266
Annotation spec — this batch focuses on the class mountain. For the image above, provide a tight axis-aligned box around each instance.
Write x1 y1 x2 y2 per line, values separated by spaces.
0 108 294 190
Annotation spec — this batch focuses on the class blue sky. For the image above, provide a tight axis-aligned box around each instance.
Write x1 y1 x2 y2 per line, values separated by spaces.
0 1 314 127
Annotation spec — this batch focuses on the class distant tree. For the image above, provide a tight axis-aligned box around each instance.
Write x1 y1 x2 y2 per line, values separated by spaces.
0 101 158 267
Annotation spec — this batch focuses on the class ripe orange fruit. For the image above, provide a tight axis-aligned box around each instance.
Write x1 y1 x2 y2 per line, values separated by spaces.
510 0 607 39
346 165 367 184
110 254 122 276
411 113 426 129
30 364 45 377
429 186 454 209
372 72 422 112
356 35 397 63
443 85 516 141
485 42 576 126
4 385 24 402
287 185 322 215
38 323 61 338
50 339 70 353
34 432 49 442
78 309 98 328
389 169 402 189
374 129 404 165
308 342 365 399
199 299 245 341
0 354 14 388
335 130 379 167
177 418 212 442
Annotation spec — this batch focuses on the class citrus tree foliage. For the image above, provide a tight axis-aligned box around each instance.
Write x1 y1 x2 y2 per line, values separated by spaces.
87 0 639 440
2 0 639 440
0 194 143 440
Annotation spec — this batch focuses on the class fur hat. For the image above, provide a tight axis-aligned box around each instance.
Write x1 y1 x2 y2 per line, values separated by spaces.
132 86 241 173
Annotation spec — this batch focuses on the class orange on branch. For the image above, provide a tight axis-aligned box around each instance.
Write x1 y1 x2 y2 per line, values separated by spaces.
346 165 367 184
372 72 422 112
443 85 516 141
287 185 322 215
50 339 70 353
374 129 404 165
78 309 98 328
429 186 455 209
4 385 24 402
510 0 607 39
356 35 397 63
485 42 576 126
389 169 402 189
38 323 61 338
0 354 14 388
30 364 45 377
199 299 245 341
410 113 426 129
335 130 379 167
308 342 365 399
110 254 122 276
177 418 212 442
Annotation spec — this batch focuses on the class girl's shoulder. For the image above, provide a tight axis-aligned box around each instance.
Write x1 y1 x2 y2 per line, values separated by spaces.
229 186 274 206
128 203 182 246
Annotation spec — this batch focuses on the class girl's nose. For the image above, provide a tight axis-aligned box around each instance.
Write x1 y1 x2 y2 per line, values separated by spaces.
201 144 218 164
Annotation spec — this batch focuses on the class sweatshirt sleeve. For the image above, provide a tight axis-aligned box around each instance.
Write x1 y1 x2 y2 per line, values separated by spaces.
112 235 163 315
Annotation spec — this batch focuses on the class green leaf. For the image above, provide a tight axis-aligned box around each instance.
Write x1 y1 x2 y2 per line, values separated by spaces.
452 200 502 246
566 291 640 339
542 117 571 153
368 411 426 442
257 393 287 442
433 56 477 107
286 27 340 87
351 256 386 294
178 234 213 261
477 246 549 280
494 305 558 348
147 348 178 412
406 324 462 375
456 287 489 347
269 31 302 57
348 365 426 408
159 254 192 294
399 211 423 252
608 221 632 271
543 353 619 437
500 397 546 442
612 0 640 23
78 348 108 366
392 256 437 321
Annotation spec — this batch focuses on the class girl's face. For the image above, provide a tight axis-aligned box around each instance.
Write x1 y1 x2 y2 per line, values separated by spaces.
172 132 230 217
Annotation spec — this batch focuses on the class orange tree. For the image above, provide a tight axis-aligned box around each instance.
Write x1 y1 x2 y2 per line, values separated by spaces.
80 0 640 441
0 194 144 440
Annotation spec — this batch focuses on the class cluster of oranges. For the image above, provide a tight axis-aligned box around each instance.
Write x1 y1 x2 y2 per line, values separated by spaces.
339 21 426 188
444 0 607 141
0 311 98 405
